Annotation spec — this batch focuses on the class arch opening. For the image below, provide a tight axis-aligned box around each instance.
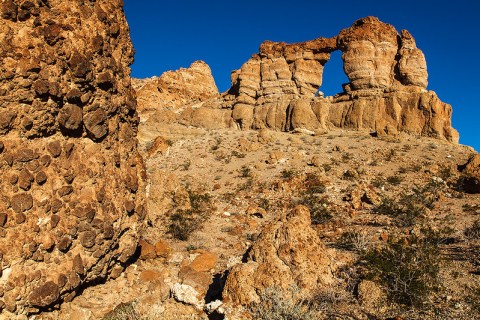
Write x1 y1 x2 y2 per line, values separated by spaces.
319 50 349 97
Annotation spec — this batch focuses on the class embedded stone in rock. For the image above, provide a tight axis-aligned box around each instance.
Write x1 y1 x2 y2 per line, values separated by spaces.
29 281 59 308
0 111 15 132
11 193 33 213
0 0 17 21
16 148 35 162
58 104 83 131
0 0 144 314
83 109 108 140
18 169 34 191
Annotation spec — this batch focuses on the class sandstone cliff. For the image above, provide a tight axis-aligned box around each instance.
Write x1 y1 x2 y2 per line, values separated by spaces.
136 17 458 143
0 0 144 314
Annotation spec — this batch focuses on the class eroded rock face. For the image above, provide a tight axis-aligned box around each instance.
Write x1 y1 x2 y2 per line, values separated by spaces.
133 60 220 113
0 0 144 314
136 17 457 143
223 205 334 305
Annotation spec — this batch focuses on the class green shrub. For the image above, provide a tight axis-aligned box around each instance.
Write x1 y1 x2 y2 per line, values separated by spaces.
167 189 213 241
297 193 332 225
281 169 297 179
363 234 441 307
375 181 444 226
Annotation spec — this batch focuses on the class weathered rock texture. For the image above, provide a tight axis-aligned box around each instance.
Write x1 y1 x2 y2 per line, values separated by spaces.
459 154 480 194
133 61 233 130
136 17 458 142
223 205 334 305
0 0 144 314
133 60 219 113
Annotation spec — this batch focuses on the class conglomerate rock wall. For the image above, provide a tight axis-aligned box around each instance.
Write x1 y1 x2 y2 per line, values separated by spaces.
0 0 144 314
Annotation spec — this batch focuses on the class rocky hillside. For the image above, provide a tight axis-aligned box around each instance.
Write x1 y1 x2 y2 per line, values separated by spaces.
0 3 479 320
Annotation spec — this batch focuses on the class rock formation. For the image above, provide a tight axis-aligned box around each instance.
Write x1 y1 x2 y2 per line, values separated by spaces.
0 0 144 314
222 205 334 305
133 61 234 130
133 60 219 113
459 154 480 194
136 17 458 143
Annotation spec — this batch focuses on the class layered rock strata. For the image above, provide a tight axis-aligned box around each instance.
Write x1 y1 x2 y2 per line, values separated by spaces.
0 0 144 314
137 17 458 142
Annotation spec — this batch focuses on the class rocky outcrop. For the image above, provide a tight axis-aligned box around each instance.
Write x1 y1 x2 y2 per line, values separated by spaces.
226 16 457 141
133 61 233 130
222 205 334 305
459 154 480 194
0 0 144 314
135 17 458 143
133 61 220 113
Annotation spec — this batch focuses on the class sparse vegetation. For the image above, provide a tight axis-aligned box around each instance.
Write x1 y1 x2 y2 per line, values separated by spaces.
465 220 480 239
386 174 403 185
250 287 318 320
167 189 213 241
281 169 297 179
375 181 444 226
240 165 252 178
362 232 441 307
103 302 143 320
339 230 370 253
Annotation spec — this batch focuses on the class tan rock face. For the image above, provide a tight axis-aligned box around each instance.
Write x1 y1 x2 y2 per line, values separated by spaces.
0 0 144 314
223 205 334 305
134 16 457 143
337 16 399 91
133 60 220 113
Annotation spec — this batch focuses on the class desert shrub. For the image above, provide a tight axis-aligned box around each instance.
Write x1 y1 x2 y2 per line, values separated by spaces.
342 169 359 181
297 193 332 225
251 287 318 320
281 169 297 179
312 284 352 315
465 220 480 239
210 137 222 151
341 152 353 162
167 189 213 241
375 181 445 226
304 173 327 194
363 233 441 307
339 230 370 253
386 175 403 185
240 165 252 178
385 148 397 161
103 302 142 320
231 150 246 158
297 174 331 224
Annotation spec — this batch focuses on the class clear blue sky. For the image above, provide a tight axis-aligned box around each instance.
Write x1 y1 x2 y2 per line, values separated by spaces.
124 1 479 151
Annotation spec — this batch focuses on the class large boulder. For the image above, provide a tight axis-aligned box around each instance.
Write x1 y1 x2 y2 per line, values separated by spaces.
222 205 334 305
0 0 144 314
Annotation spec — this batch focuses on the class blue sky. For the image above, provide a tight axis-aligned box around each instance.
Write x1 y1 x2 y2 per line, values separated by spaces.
124 1 479 151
